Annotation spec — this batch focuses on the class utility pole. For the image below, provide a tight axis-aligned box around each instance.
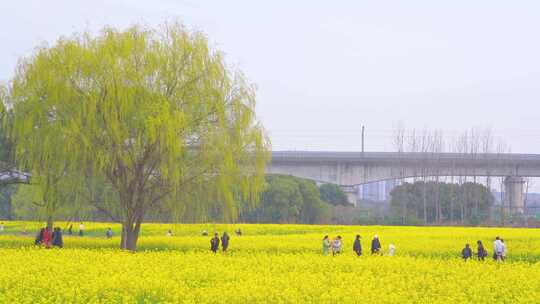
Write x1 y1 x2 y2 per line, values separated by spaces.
361 125 365 153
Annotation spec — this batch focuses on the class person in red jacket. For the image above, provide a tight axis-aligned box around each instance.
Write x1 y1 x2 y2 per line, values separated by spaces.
42 227 52 248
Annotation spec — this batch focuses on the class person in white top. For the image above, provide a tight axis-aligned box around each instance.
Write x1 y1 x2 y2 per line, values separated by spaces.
0 222 4 232
79 223 84 236
332 236 342 256
388 244 396 256
493 236 504 261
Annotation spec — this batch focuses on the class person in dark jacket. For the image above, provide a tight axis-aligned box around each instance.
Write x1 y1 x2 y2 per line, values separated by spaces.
371 235 381 255
221 232 230 252
462 243 472 260
477 240 487 261
67 224 73 235
353 235 362 256
210 233 220 253
35 228 45 245
52 227 63 248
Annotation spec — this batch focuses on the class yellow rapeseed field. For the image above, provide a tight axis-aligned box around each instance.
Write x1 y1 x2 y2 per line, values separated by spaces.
0 222 539 303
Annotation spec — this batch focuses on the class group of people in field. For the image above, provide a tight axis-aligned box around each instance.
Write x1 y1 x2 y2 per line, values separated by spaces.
33 223 117 248
462 236 507 261
322 234 396 256
65 223 85 236
34 227 64 248
23 221 511 261
210 232 231 253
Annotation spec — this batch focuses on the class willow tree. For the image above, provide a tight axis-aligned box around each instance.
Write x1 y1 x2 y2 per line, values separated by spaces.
10 24 269 250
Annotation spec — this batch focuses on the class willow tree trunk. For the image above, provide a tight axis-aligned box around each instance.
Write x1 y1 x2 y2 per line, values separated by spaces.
46 215 53 230
121 219 142 251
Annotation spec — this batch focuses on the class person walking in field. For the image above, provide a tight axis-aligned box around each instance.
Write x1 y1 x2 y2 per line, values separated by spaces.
500 239 507 261
476 240 487 261
221 232 230 252
42 227 52 248
371 235 381 255
67 224 73 235
461 243 472 260
353 235 362 256
322 235 330 255
332 236 342 256
0 222 4 232
493 236 504 261
79 223 84 236
52 227 63 248
210 233 220 254
388 244 396 256
106 228 113 239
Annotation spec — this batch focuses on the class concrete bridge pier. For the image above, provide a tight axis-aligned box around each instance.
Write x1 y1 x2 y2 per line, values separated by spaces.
504 176 525 214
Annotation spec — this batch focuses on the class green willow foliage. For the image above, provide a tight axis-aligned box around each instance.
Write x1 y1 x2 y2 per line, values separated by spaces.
9 24 269 249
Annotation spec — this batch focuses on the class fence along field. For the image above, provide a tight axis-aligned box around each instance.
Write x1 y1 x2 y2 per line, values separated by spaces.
0 222 539 303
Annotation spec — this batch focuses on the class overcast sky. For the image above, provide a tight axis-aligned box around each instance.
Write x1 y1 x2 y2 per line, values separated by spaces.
1 0 539 153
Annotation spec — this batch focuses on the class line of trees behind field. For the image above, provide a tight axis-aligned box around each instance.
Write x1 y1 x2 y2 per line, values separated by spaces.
390 124 528 225
2 175 351 225
390 181 494 225
239 175 350 224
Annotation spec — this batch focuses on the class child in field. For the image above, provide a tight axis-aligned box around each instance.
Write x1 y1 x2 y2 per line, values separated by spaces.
322 235 330 255
166 230 173 237
461 244 472 260
332 236 342 256
353 235 362 256
210 233 220 253
371 235 381 255
388 244 395 256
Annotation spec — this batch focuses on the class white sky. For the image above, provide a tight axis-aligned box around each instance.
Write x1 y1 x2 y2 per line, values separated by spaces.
1 0 540 153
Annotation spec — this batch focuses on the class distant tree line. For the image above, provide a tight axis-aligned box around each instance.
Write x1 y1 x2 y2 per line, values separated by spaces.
5 174 350 225
240 175 349 224
392 124 520 225
390 181 494 225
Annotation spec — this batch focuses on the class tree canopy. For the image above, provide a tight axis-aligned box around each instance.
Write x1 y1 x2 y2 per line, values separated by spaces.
319 183 350 206
9 24 269 250
241 175 332 224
